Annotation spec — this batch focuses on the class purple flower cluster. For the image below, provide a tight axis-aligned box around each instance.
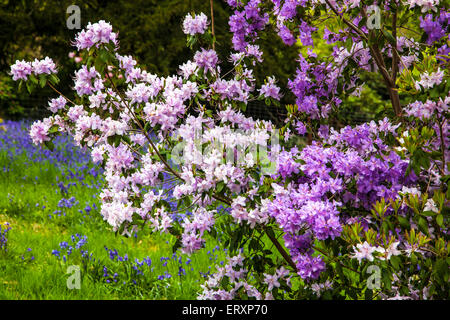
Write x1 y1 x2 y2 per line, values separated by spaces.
0 223 11 252
259 76 281 100
271 0 308 45
194 48 219 74
420 10 449 44
288 54 341 119
227 0 269 51
57 196 79 209
269 121 413 280
52 234 89 261
298 20 316 47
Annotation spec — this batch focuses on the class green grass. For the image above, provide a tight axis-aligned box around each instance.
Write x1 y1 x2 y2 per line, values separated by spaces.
0 148 225 299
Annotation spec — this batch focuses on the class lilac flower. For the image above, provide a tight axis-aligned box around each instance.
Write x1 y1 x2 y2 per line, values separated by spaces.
351 241 378 263
194 48 218 73
295 121 307 135
277 24 296 46
48 96 67 113
263 273 280 291
294 253 326 280
10 60 32 81
74 20 118 50
31 57 57 75
29 119 51 145
183 12 209 35
259 77 281 100
298 20 316 46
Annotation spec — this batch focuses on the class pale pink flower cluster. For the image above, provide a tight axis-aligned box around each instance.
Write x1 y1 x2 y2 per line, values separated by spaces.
10 57 57 81
182 12 209 35
404 96 449 119
74 66 103 96
415 68 444 90
310 280 333 297
74 20 118 50
181 208 215 254
48 96 67 113
178 60 198 79
199 254 291 300
351 241 402 263
194 48 218 73
29 118 52 144
259 76 281 100
32 57 57 75
404 0 440 12
10 60 32 81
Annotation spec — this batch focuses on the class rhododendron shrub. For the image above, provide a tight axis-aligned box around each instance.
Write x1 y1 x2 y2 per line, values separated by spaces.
11 1 449 300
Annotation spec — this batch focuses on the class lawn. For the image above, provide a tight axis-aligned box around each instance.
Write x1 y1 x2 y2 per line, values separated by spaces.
0 120 226 299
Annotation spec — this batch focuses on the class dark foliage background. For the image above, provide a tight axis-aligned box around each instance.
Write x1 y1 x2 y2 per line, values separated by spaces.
0 0 385 124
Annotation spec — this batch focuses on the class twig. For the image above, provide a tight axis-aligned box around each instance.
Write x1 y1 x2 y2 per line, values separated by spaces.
210 0 216 51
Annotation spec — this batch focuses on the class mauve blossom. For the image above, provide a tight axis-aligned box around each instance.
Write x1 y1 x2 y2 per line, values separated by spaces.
194 48 218 73
10 60 32 81
182 12 209 35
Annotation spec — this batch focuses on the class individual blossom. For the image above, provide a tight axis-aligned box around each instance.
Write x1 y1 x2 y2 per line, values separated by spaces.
259 77 281 100
351 241 378 263
384 242 402 260
178 60 198 79
263 273 280 291
423 199 439 213
406 0 441 13
295 121 307 135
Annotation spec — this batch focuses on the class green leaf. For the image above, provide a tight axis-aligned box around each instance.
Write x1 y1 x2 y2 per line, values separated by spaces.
26 81 35 94
390 255 401 270
29 74 38 84
44 140 54 151
382 271 392 291
417 216 429 235
49 74 60 85
433 259 449 285
94 55 106 74
382 29 396 45
398 216 410 229
436 214 444 228
39 74 47 88
172 238 182 253
216 181 225 193
364 288 373 300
